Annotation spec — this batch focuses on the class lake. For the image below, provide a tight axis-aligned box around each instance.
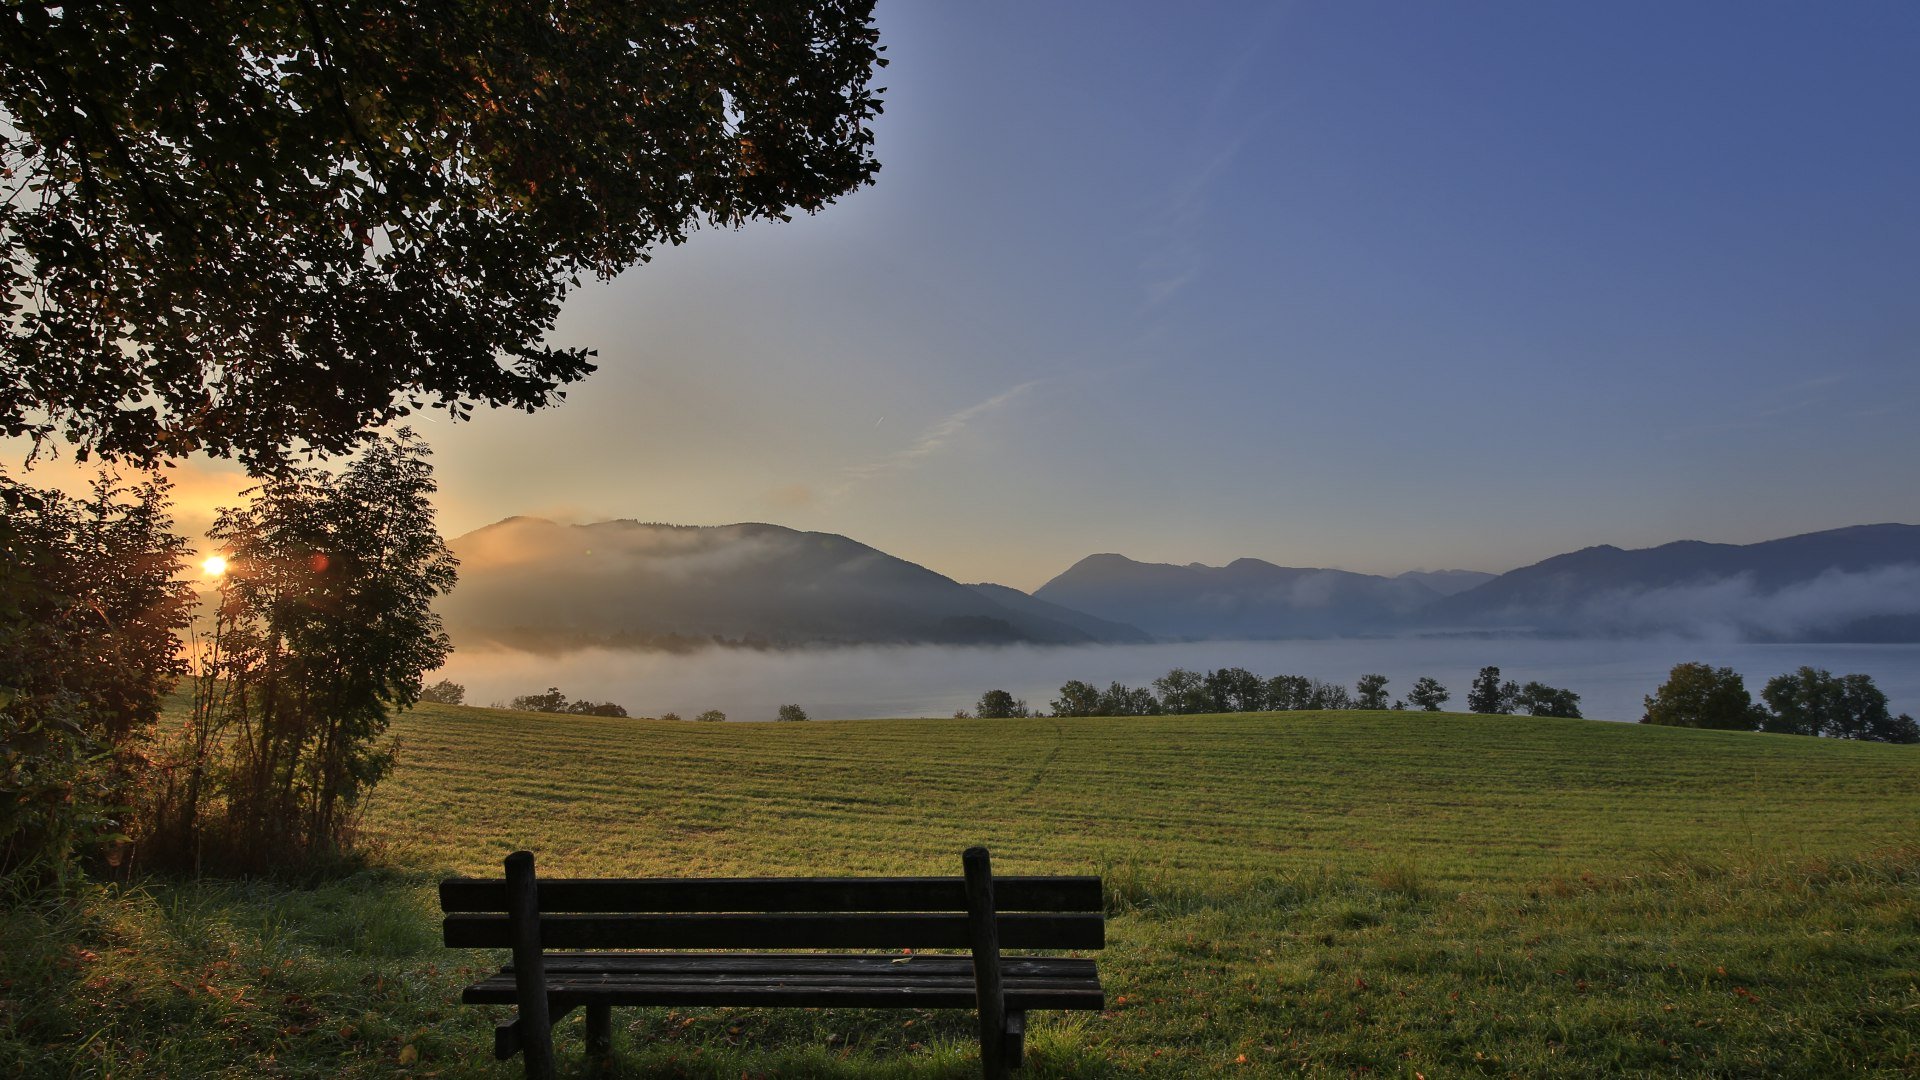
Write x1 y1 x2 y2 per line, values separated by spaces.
433 637 1920 725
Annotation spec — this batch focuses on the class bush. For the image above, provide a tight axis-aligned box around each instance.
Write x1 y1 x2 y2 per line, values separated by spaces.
1642 663 1761 729
418 679 466 706
659 712 683 723
975 690 1028 719
695 709 727 723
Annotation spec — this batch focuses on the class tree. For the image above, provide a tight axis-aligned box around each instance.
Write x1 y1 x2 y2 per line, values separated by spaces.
1205 667 1267 712
155 431 455 871
1304 679 1352 710
1407 677 1450 712
1514 681 1582 719
1761 668 1907 741
1 470 193 885
695 709 727 723
1354 674 1390 711
776 704 809 722
1641 663 1761 730
1153 668 1210 714
566 700 629 718
1097 682 1160 717
510 687 573 714
1263 675 1311 711
418 679 466 706
975 690 1028 720
0 2 888 468
659 712 684 723
1051 680 1103 718
1467 666 1514 714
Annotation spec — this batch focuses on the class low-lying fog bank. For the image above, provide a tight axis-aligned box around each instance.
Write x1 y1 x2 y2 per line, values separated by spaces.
429 638 1920 726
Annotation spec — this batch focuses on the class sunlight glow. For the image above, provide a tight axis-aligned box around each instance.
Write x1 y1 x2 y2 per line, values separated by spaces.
201 555 227 578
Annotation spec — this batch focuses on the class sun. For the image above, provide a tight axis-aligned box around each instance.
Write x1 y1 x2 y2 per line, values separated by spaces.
201 555 228 578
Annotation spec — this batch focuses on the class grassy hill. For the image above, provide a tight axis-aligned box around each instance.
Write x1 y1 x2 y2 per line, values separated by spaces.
6 707 1918 1076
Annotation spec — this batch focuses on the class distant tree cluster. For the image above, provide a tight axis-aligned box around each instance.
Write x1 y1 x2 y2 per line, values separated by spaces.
979 666 1581 720
504 687 629 718
418 679 466 706
1464 667 1583 718
1642 662 1917 743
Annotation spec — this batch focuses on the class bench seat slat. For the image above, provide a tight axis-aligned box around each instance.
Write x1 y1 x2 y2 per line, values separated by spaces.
443 912 1104 951
439 876 1102 914
460 968 1104 1011
529 952 1098 978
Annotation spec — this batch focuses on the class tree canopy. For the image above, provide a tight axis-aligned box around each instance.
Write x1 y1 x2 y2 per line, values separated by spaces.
0 2 885 468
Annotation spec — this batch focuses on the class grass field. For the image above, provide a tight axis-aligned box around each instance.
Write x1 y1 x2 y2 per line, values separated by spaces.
5 706 1919 1077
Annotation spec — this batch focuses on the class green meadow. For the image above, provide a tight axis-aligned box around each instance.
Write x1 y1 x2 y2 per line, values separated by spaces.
5 706 1918 1077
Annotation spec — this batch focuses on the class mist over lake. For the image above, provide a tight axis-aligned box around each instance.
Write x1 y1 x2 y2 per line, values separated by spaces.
433 638 1920 725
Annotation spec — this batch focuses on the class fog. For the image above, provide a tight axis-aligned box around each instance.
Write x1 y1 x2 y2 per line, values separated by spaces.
430 638 1920 725
1558 566 1920 639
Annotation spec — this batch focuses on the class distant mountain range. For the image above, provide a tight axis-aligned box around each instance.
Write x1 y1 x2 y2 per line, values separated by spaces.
438 519 1920 649
438 517 1153 651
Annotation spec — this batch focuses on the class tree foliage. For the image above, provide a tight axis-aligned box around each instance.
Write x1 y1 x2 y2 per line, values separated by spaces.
0 2 886 467
1513 681 1582 719
145 432 455 872
1354 673 1390 711
417 679 465 706
1467 666 1515 714
1760 667 1914 742
776 703 809 723
1641 663 1761 730
1051 680 1102 718
974 690 1029 720
0 470 192 886
1407 676 1450 712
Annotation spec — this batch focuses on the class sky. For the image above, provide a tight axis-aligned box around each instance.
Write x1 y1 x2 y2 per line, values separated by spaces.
18 1 1920 591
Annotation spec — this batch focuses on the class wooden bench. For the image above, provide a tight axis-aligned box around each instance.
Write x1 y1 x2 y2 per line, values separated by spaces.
439 847 1105 1079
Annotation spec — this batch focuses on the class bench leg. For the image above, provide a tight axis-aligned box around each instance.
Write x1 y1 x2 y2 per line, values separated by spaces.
585 1003 613 1071
1005 1011 1027 1070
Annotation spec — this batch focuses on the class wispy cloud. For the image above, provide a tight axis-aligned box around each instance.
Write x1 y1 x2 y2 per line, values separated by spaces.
1138 8 1291 312
827 381 1042 500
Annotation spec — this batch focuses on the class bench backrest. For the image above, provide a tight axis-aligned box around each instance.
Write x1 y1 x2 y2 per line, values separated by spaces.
440 862 1105 952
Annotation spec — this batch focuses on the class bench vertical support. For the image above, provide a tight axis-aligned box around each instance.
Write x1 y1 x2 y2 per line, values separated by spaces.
1005 1010 1027 1069
506 850 556 1080
585 1002 613 1070
963 846 1010 1080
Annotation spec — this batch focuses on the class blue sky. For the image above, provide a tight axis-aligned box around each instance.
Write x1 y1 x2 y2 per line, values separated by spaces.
107 2 1920 590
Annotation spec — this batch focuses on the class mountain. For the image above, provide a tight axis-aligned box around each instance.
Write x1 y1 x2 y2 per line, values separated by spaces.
1031 554 1441 640
964 583 1155 644
1396 569 1497 597
437 517 1145 651
1428 524 1920 641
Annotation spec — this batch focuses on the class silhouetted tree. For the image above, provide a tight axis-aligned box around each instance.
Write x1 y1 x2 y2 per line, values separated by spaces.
776 704 809 722
1264 675 1312 711
695 709 727 723
1467 666 1514 714
1153 668 1211 714
1354 674 1391 710
1761 667 1908 741
418 679 466 706
510 688 573 713
1 470 193 886
975 690 1028 719
1206 667 1267 712
1514 681 1582 719
159 432 455 871
1303 679 1351 710
1051 680 1103 717
1097 682 1160 717
0 2 887 468
1408 677 1450 712
1641 663 1761 730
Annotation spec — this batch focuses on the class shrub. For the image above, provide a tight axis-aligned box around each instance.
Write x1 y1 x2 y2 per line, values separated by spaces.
695 709 727 723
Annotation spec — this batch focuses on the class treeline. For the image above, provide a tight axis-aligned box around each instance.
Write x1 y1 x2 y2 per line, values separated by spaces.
1642 663 1917 743
962 666 1582 720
